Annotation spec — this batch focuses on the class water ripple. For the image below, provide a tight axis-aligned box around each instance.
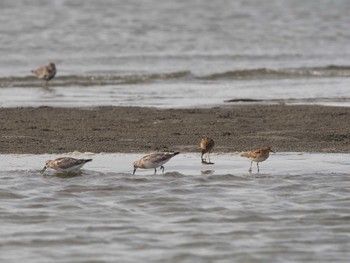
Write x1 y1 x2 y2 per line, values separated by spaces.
0 153 350 262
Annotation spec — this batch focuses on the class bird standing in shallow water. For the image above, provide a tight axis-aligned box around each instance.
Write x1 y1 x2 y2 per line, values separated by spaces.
240 146 275 172
200 137 214 164
31 62 56 84
41 157 92 174
133 152 180 175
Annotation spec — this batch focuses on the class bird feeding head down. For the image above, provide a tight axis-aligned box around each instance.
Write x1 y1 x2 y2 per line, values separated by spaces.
40 160 52 174
133 161 140 174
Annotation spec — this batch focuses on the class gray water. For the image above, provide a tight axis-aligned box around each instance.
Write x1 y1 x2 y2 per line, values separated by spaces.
1 1 350 262
1 153 350 262
0 0 350 107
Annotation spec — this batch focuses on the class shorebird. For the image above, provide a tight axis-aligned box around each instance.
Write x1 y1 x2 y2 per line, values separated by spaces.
31 62 56 83
200 137 214 164
133 152 180 175
41 157 92 174
240 146 275 172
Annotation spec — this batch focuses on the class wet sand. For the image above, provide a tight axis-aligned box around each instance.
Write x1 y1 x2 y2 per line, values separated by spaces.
0 105 349 154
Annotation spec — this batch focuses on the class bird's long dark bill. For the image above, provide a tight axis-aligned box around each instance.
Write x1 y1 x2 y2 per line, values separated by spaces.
133 168 136 175
40 166 47 174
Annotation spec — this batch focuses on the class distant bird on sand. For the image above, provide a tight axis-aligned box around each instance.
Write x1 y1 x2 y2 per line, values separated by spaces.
240 146 275 172
133 152 180 175
41 157 92 174
200 137 214 164
31 62 56 82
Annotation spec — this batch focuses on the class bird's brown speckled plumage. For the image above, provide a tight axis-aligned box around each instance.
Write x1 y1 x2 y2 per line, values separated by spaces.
32 62 56 82
41 157 92 174
133 152 179 175
240 146 274 172
200 137 214 163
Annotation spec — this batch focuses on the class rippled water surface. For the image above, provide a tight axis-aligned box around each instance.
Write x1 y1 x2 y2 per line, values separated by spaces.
0 0 350 107
1 153 349 262
1 1 350 261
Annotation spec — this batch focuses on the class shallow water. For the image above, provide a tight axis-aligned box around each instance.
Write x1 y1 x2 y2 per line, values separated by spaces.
1 153 349 262
1 1 350 261
1 77 350 108
1 0 350 108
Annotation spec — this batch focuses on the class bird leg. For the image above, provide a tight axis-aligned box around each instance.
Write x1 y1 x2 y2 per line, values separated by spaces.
154 168 157 175
133 168 137 175
249 161 253 172
257 162 260 173
201 153 205 163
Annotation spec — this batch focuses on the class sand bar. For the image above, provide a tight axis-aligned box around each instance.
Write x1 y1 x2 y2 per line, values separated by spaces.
0 105 349 154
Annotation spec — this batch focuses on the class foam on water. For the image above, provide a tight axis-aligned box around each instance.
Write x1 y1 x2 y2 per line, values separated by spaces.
0 153 349 262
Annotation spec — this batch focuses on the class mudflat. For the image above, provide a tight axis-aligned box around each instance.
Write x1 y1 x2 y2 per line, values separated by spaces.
0 105 349 154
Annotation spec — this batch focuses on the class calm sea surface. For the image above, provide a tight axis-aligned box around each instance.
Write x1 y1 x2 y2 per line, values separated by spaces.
1 1 350 262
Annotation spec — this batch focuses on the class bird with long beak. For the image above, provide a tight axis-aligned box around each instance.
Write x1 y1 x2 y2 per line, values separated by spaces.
133 152 180 175
41 157 92 174
240 146 275 172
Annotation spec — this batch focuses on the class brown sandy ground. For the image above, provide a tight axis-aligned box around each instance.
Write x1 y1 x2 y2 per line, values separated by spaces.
0 105 349 154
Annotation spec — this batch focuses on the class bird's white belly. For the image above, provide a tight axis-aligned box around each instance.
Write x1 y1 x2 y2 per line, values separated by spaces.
250 156 268 163
56 164 84 172
144 159 169 169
